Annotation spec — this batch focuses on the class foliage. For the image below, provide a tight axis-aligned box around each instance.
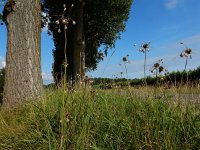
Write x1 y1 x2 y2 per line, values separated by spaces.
0 88 200 149
42 0 133 82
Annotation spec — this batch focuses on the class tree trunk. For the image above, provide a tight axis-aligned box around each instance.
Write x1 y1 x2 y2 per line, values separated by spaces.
3 0 42 106
73 1 85 84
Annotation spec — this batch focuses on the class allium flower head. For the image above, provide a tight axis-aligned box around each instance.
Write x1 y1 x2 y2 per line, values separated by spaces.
154 63 160 68
185 48 192 55
123 57 127 62
139 42 150 53
180 42 192 59
62 18 68 25
180 48 192 59
150 59 166 76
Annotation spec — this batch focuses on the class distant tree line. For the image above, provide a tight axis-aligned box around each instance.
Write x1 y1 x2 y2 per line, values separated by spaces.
92 66 200 88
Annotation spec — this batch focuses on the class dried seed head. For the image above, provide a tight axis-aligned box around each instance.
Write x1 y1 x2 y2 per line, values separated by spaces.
154 63 160 68
123 57 127 62
185 48 192 55
139 42 150 53
143 43 149 49
71 4 74 7
63 4 66 8
62 18 68 25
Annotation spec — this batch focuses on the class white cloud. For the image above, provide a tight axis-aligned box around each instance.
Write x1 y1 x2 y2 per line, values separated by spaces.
0 56 6 69
165 0 179 9
42 12 49 33
42 72 54 84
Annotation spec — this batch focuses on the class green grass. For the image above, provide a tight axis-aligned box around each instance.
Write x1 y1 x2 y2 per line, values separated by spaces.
0 87 200 149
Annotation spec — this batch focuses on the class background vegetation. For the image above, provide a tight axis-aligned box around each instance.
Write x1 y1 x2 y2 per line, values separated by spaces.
92 66 200 89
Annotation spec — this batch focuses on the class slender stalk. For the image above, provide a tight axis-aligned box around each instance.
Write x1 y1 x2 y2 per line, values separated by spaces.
185 57 188 82
59 28 67 150
156 68 158 86
144 49 147 85
144 50 147 78
124 62 128 79
184 57 188 71
64 29 67 88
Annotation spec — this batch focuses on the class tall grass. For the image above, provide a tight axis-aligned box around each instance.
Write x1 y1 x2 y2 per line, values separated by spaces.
0 87 200 149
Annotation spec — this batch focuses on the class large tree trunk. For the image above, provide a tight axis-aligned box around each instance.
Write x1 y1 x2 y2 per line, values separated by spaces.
73 1 85 84
3 0 42 106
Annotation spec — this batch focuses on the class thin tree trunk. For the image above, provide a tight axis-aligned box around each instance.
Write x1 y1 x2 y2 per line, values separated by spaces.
73 1 85 84
3 0 42 106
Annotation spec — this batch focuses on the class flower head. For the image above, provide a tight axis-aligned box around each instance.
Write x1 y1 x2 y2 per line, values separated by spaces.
150 59 166 76
180 48 192 59
62 18 68 25
123 57 127 62
180 42 192 59
139 42 150 53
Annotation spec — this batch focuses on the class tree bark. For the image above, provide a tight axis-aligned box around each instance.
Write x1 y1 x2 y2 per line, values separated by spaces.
73 1 85 84
3 0 42 106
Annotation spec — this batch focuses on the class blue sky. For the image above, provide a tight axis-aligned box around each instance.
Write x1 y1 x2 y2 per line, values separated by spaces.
0 0 200 84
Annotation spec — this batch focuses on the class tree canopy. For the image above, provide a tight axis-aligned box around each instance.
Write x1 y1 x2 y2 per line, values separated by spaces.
43 0 133 83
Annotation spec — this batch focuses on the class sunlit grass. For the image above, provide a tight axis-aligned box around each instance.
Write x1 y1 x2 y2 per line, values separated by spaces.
0 86 200 149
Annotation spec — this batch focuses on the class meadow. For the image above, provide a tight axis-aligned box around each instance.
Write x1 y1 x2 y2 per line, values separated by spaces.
0 85 200 150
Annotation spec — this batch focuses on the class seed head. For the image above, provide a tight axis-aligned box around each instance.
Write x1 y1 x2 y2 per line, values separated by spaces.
139 42 150 53
185 48 192 55
62 18 68 25
154 63 160 68
123 57 127 62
